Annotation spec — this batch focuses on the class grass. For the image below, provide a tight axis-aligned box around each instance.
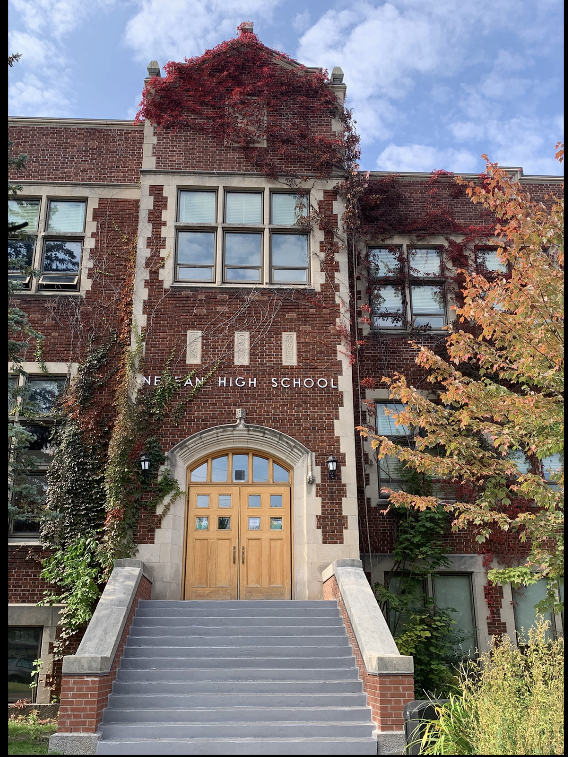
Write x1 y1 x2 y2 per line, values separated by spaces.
8 712 62 756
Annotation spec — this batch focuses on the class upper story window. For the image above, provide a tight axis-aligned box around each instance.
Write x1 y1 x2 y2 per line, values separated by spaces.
476 247 508 274
8 198 86 292
376 402 410 494
175 189 309 286
541 453 563 491
369 246 446 330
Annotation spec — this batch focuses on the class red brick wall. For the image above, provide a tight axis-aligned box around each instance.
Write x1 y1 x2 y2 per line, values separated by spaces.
57 574 152 733
324 574 414 732
135 183 350 545
8 123 144 184
10 197 139 368
8 545 54 603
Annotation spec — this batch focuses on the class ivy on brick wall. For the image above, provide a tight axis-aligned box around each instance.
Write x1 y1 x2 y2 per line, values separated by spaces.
136 26 359 182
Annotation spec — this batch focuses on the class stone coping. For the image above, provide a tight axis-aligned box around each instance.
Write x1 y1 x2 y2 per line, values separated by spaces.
61 560 153 676
323 559 413 675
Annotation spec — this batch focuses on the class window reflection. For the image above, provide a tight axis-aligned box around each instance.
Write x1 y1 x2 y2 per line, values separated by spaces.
253 456 268 481
191 462 207 482
211 456 228 482
273 463 289 482
232 454 248 482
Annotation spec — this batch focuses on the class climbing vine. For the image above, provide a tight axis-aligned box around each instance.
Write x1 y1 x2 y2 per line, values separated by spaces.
372 463 466 698
136 24 359 182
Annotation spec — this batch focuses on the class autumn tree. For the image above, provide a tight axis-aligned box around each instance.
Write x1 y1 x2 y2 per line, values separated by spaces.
359 148 563 605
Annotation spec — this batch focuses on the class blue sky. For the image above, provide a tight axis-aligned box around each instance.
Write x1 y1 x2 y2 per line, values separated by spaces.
8 0 564 175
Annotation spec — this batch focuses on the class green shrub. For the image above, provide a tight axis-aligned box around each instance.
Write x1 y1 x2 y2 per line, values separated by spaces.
418 617 564 755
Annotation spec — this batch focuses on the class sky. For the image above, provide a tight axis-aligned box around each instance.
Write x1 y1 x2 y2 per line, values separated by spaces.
8 0 564 176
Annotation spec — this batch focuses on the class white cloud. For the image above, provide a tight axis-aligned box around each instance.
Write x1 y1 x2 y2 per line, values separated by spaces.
295 1 524 146
8 72 74 116
122 0 282 64
9 0 114 39
448 114 563 175
8 31 61 68
376 143 479 172
292 10 310 34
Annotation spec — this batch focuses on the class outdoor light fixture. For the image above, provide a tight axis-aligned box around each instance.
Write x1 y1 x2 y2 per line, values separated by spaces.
139 453 151 473
326 454 338 480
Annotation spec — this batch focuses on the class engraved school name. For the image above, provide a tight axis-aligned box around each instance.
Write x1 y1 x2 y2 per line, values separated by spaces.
142 375 338 390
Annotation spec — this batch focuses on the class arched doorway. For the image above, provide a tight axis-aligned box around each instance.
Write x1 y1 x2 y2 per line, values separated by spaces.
184 451 292 600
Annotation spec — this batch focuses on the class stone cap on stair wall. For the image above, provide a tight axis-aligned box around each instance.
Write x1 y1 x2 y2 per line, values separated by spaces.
322 559 414 676
62 559 153 676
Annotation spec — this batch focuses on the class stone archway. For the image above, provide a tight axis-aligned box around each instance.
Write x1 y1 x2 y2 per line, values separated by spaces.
135 422 319 600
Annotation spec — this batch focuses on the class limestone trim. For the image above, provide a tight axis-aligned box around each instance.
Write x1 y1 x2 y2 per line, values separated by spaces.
62 560 153 675
8 116 142 129
322 559 413 675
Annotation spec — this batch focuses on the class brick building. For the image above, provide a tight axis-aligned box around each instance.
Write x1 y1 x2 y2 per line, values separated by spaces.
8 24 563 707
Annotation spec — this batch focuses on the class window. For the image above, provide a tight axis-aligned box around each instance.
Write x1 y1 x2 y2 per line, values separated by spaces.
385 572 477 657
8 198 86 291
8 627 42 703
9 375 65 538
175 189 309 286
541 453 563 490
433 574 477 657
376 402 411 495
512 579 559 642
476 247 508 274
369 246 446 330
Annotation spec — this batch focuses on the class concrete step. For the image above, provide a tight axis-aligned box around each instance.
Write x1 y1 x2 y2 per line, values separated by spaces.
102 705 372 724
135 605 340 619
119 656 356 670
131 615 345 628
125 634 350 647
111 679 364 695
96 599 377 756
129 623 346 635
122 645 353 659
96 737 378 755
137 600 337 609
106 693 368 710
114 666 361 682
98 722 375 740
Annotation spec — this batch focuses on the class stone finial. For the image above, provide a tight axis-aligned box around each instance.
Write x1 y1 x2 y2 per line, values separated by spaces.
236 408 246 427
331 67 344 84
147 61 161 78
238 21 254 35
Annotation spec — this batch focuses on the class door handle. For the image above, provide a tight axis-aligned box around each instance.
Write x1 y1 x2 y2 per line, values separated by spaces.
233 546 236 564
242 546 245 564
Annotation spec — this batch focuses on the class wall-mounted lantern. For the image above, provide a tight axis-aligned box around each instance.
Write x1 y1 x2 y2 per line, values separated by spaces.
139 453 151 473
326 454 338 480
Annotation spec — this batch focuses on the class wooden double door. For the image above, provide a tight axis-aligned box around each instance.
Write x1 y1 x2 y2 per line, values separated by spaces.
184 453 292 600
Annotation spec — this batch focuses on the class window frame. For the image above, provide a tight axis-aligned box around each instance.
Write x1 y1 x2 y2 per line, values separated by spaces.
475 246 510 276
375 401 413 497
174 187 311 287
385 570 478 658
8 374 66 540
8 196 86 293
369 244 447 331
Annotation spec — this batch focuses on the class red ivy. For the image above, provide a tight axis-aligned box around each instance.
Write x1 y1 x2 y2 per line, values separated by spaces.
136 30 358 181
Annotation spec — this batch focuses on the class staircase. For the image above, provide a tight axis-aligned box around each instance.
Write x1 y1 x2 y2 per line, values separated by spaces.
96 600 377 755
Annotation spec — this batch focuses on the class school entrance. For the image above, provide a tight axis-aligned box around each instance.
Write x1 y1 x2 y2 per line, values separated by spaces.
184 451 292 599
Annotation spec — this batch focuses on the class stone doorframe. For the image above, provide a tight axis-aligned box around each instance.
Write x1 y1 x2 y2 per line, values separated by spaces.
134 421 359 600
